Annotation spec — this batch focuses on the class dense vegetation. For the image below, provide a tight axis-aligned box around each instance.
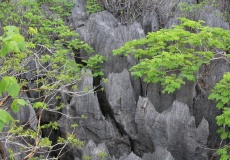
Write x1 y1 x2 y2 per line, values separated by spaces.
0 0 229 159
0 0 106 159
113 18 230 159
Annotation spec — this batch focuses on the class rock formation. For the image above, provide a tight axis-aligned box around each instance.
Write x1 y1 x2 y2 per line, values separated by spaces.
1 0 230 159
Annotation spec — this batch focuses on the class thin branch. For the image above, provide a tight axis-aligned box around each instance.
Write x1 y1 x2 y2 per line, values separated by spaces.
0 95 10 107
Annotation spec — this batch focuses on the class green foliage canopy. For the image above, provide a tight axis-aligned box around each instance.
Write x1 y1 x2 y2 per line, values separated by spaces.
0 26 29 132
113 18 230 93
209 73 230 159
0 0 106 159
114 17 230 159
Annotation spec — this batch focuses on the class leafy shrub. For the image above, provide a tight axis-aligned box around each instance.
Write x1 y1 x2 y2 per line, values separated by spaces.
86 0 104 14
113 18 230 93
209 73 230 160
0 0 106 159
114 17 230 158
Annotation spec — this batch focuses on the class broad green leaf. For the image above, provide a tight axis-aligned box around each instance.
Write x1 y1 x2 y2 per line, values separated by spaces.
221 132 228 139
0 109 13 124
0 44 9 57
8 41 20 53
0 76 9 94
4 26 19 35
11 34 25 42
6 76 20 98
217 102 224 109
8 76 17 83
11 99 27 113
18 40 26 51
185 75 195 81
222 97 229 104
16 99 27 106
2 35 13 42
11 100 19 113
0 121 4 132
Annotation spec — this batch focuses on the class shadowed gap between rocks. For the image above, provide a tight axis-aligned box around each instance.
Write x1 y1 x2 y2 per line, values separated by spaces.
93 76 135 153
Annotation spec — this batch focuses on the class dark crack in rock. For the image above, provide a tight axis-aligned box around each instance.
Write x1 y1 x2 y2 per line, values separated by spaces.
75 11 144 100
58 70 131 158
102 69 137 138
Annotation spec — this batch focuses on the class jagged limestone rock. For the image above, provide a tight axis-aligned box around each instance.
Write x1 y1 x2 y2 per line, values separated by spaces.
196 5 229 29
165 3 229 29
0 93 38 160
142 10 159 33
135 97 209 160
66 1 229 159
75 11 144 100
144 81 196 113
81 140 111 160
102 69 137 138
71 0 88 28
142 146 174 160
134 97 157 155
193 59 230 153
58 70 131 158
156 0 197 27
118 152 142 160
75 11 144 75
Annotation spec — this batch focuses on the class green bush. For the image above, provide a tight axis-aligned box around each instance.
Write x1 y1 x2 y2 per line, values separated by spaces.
113 18 230 93
0 0 106 159
86 0 104 14
114 18 230 158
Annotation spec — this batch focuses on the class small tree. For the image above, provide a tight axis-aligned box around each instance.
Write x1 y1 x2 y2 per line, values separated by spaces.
113 18 230 158
0 0 106 159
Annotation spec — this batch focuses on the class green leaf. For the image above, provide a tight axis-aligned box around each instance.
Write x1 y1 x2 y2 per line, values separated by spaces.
11 100 20 113
11 99 27 113
0 44 10 57
222 97 229 104
185 75 195 81
8 41 20 53
6 76 20 98
18 40 26 51
0 121 4 132
17 99 27 106
0 76 9 95
4 26 19 35
0 109 13 125
217 102 224 109
221 132 228 139
33 102 47 109
2 35 13 42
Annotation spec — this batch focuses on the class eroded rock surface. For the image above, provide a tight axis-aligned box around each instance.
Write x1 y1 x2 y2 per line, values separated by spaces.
102 69 137 138
64 2 229 159
81 140 111 160
3 0 230 159
142 146 174 160
135 97 209 160
75 11 144 100
58 70 131 158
